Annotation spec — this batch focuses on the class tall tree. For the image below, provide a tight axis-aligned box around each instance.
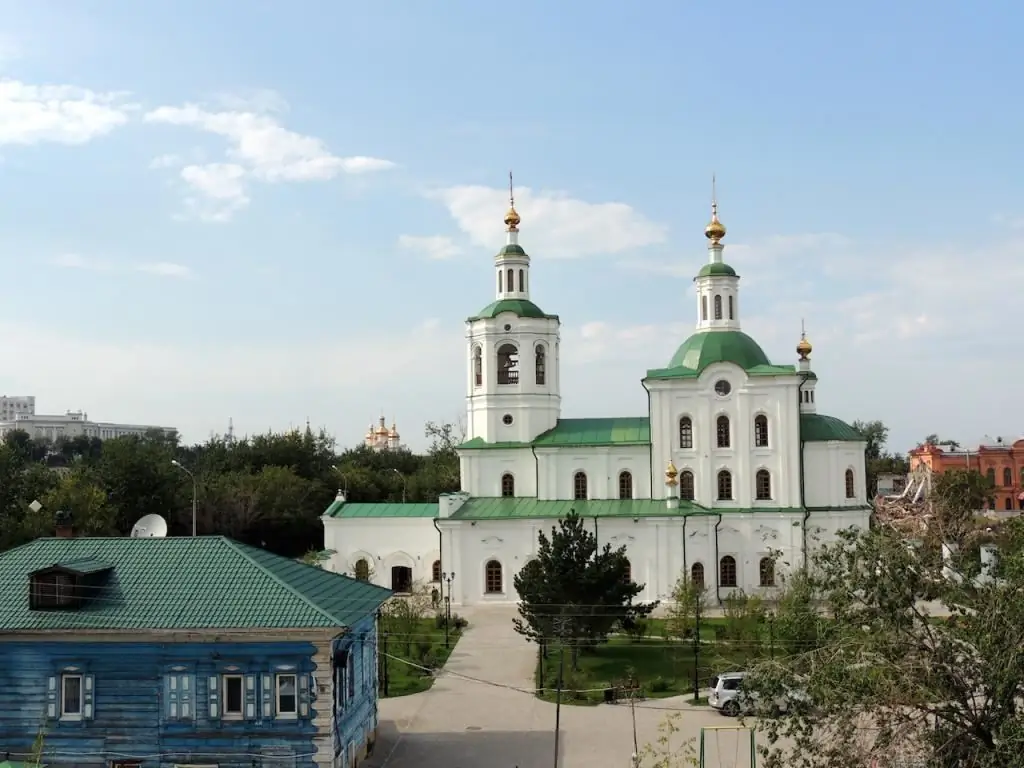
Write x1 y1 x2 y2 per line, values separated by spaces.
852 418 910 496
744 518 1024 768
513 512 657 668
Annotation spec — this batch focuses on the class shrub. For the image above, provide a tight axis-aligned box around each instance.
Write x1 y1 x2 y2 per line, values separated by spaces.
649 676 671 693
451 613 469 630
624 616 650 641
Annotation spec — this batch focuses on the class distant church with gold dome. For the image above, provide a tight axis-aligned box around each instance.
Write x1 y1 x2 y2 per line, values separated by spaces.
324 181 870 606
362 416 402 452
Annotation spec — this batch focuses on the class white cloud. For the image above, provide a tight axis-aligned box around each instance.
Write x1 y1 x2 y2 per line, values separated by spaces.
428 184 667 258
397 234 463 260
144 101 395 220
52 253 112 271
179 163 250 221
136 262 193 279
0 79 133 146
149 153 182 169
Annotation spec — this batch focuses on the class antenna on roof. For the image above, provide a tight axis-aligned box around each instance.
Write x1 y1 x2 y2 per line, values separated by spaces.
130 513 168 538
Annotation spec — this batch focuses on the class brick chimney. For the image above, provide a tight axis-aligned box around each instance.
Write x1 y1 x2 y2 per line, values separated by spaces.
54 509 74 538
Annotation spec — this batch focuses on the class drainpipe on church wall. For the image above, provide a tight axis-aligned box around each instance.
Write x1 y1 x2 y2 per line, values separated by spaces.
713 513 723 606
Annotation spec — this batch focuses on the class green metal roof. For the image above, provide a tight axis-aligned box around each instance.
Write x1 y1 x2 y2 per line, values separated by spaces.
646 330 795 380
451 498 704 520
534 417 651 447
467 299 558 322
38 557 113 575
800 413 865 442
695 262 738 278
0 536 391 631
496 244 528 257
324 501 439 519
458 417 651 451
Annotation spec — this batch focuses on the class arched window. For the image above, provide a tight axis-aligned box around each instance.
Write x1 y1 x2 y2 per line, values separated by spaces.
497 270 502 293
701 295 708 320
754 415 768 447
497 343 519 385
690 562 705 589
717 470 733 500
535 345 546 385
728 295 734 320
1005 498 1013 510
501 473 515 497
719 556 737 587
354 559 370 581
1003 467 1012 487
679 416 693 449
844 468 855 499
507 268 513 292
759 557 775 587
986 467 995 486
755 469 772 500
431 560 442 583
618 470 633 499
679 470 695 501
518 268 524 292
714 294 723 320
716 415 730 448
622 559 632 584
485 560 503 593
473 346 482 387
573 471 588 500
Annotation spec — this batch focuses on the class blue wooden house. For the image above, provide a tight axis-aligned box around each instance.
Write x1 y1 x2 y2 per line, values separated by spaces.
0 535 392 768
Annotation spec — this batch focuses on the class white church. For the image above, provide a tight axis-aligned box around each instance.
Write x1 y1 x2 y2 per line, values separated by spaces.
323 190 869 606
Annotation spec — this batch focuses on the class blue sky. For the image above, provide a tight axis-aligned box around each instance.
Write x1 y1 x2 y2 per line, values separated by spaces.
0 0 1021 453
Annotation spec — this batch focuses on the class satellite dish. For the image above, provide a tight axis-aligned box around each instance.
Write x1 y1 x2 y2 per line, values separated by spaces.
130 514 168 538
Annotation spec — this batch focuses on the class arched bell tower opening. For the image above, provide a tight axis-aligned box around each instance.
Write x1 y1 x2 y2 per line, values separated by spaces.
465 174 562 444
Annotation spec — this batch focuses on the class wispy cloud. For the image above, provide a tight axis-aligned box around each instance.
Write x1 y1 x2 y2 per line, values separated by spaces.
0 79 134 146
136 262 193 279
52 253 193 279
144 97 395 221
52 253 112 271
397 234 463 260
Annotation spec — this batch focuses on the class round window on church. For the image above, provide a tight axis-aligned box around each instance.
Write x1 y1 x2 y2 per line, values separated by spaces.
714 380 732 397
502 414 514 425
504 324 512 331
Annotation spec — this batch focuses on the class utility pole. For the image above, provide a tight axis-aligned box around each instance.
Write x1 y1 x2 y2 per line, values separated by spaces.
553 615 569 768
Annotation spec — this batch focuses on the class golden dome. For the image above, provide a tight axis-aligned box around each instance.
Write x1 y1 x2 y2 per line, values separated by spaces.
704 201 726 243
665 460 679 486
504 205 520 232
797 334 812 360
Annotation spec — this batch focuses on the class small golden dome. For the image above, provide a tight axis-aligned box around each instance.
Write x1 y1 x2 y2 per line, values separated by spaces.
504 205 520 232
665 460 679 485
797 335 812 360
704 201 726 243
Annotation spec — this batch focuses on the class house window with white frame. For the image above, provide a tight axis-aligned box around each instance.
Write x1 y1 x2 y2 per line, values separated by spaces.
222 674 244 718
61 673 83 719
276 674 298 717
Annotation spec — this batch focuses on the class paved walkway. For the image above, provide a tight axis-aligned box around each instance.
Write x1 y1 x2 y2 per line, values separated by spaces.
367 607 755 768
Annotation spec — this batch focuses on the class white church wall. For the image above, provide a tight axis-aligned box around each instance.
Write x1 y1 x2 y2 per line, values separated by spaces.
648 364 802 508
803 442 869 508
534 445 653 501
323 518 441 590
460 447 536 497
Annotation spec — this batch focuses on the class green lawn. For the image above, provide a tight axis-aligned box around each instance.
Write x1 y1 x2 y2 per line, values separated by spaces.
379 616 465 697
537 634 750 706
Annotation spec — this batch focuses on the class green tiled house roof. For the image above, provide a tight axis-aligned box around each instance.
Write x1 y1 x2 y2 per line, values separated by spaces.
458 416 651 450
323 500 439 519
468 299 558 321
646 330 795 380
0 536 391 632
800 413 864 442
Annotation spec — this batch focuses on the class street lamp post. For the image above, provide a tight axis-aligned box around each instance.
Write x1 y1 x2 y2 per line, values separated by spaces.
391 468 407 503
442 571 456 648
171 460 198 536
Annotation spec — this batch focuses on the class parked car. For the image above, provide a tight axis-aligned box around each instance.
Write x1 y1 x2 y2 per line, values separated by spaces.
708 671 811 717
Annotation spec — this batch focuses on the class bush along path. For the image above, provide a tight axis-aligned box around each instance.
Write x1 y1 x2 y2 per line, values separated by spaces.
377 588 468 697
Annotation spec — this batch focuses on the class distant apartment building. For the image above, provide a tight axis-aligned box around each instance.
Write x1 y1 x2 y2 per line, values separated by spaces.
0 404 176 443
910 435 1024 511
0 395 36 421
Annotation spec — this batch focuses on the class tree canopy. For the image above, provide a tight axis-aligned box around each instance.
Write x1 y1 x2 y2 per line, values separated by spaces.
851 419 910 496
0 422 461 556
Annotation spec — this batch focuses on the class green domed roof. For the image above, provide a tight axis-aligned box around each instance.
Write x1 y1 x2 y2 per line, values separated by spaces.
468 299 557 321
496 244 528 257
695 262 737 278
666 330 771 372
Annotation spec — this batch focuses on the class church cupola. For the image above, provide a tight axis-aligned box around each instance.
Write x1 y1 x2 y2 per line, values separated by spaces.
495 173 531 301
694 178 741 332
797 323 818 413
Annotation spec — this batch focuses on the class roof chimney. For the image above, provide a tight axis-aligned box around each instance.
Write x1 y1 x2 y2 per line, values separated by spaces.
55 509 74 538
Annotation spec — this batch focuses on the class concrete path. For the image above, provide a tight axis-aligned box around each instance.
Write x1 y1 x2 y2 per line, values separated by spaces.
367 607 758 768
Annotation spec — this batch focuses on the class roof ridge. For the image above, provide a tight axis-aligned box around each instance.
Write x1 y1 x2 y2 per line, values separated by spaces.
219 538 345 626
